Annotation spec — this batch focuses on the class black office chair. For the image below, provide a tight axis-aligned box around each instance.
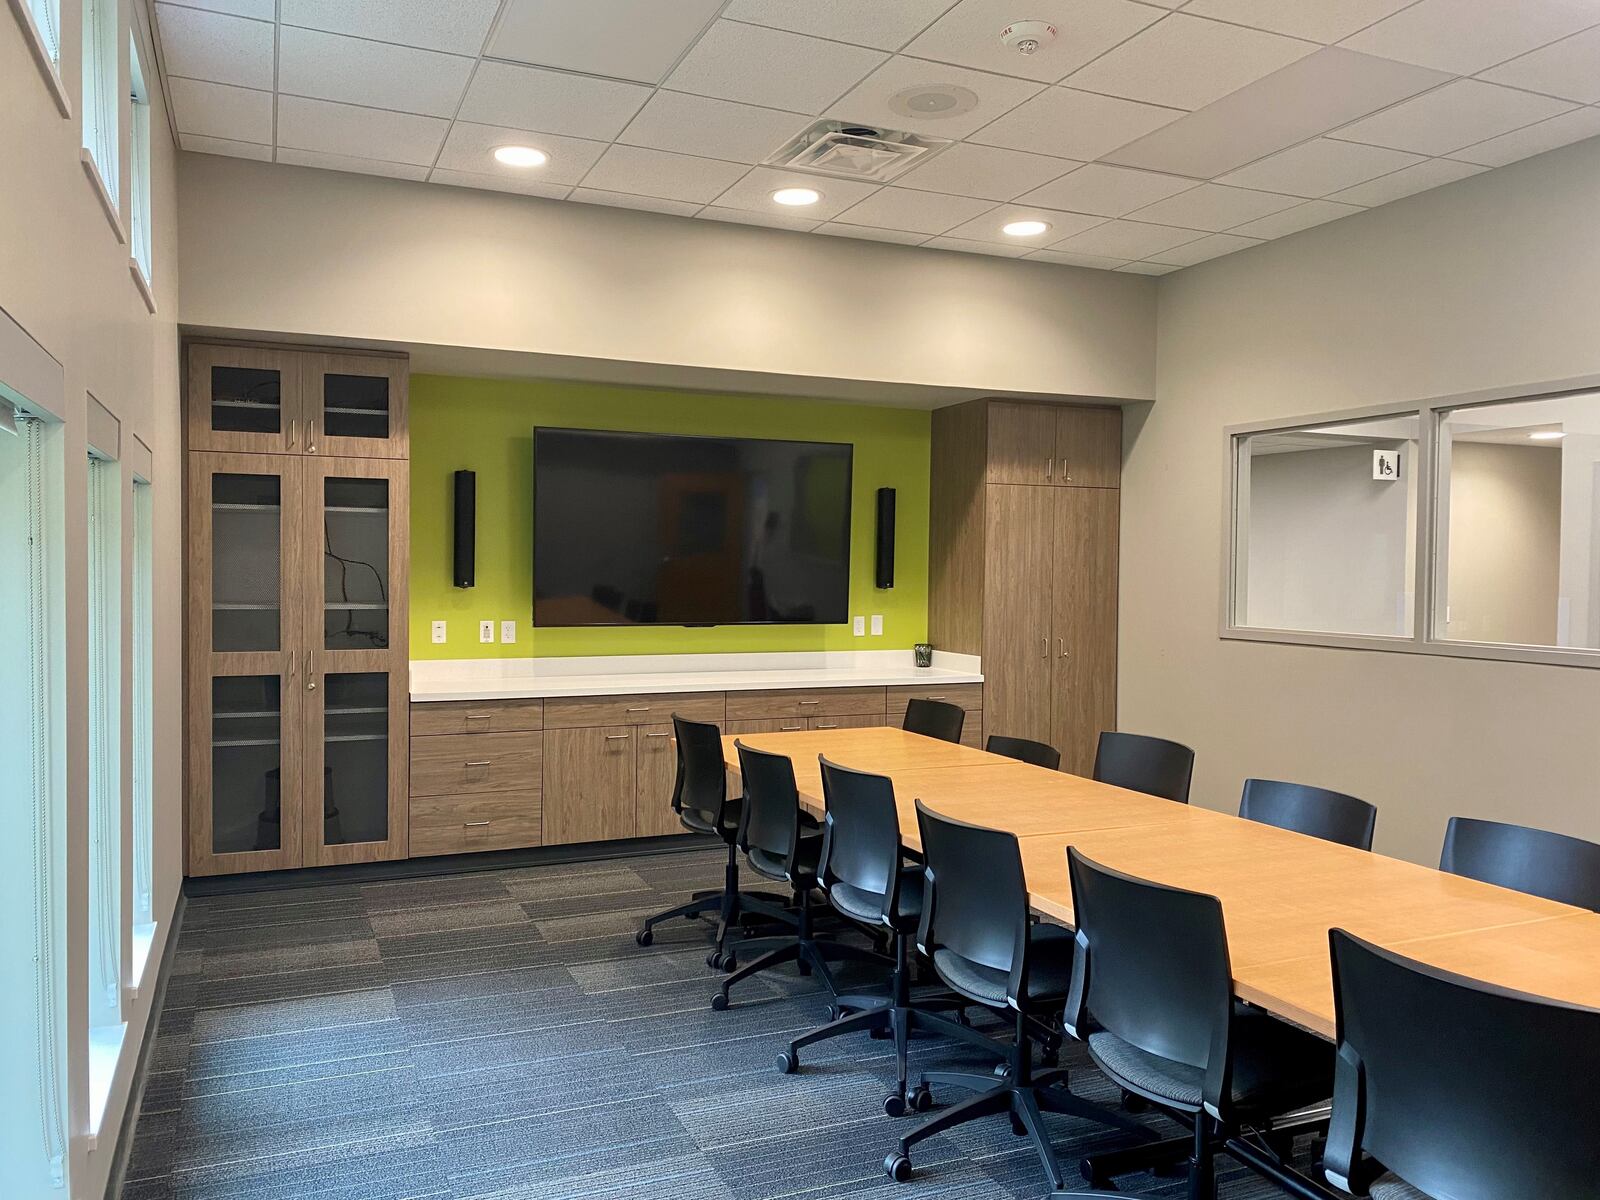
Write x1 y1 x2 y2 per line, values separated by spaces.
1093 731 1195 803
779 758 996 1114
883 804 1151 1191
635 716 795 969
1326 928 1600 1199
1239 779 1377 851
711 742 885 1011
1439 816 1600 911
985 734 1061 771
1065 848 1334 1199
902 698 965 743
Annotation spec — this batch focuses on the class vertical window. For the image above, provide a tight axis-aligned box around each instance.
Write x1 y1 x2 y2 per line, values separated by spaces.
128 35 152 286
131 476 154 974
82 0 120 205
0 401 68 1195
21 0 61 66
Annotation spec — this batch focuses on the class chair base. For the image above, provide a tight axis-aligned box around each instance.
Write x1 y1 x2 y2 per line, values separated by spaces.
635 841 798 969
711 930 889 1009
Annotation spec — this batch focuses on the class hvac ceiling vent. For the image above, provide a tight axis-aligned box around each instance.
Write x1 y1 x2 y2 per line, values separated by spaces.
767 120 950 183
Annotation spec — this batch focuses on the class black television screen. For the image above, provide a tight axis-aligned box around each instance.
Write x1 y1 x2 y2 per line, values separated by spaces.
533 428 853 627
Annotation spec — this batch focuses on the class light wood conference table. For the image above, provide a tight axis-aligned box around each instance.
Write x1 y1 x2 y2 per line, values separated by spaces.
721 726 1600 1039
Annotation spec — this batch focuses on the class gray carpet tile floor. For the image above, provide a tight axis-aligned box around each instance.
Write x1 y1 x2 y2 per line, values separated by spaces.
122 845 1325 1200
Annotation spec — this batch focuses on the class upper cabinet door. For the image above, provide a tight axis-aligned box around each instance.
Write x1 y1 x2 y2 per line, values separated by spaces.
303 353 409 459
188 345 304 455
303 456 409 663
1055 406 1122 488
986 402 1059 485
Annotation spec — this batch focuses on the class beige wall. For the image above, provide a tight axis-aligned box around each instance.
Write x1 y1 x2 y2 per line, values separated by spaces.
1124 133 1600 865
2 3 183 1197
175 154 1158 403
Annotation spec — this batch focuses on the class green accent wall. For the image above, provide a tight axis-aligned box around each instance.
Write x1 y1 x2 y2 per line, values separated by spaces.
408 375 931 659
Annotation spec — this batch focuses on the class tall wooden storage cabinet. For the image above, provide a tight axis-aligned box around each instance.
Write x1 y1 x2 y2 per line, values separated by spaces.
929 400 1120 775
185 343 410 876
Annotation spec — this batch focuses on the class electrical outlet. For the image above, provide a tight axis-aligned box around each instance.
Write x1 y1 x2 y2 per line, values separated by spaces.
500 620 517 644
852 616 865 637
870 614 884 636
431 620 447 644
479 619 495 644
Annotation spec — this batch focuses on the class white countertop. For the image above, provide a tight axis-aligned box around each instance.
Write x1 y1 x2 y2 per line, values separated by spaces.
409 650 982 703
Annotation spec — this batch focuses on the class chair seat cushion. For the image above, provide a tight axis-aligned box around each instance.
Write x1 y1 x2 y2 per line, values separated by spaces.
932 923 1075 1009
680 797 742 841
830 867 924 931
748 826 822 884
1370 1176 1432 1200
1086 1004 1332 1117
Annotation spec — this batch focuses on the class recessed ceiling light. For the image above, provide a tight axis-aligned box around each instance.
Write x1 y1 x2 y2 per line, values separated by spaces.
1002 219 1050 237
772 187 821 207
1529 430 1565 440
494 145 547 168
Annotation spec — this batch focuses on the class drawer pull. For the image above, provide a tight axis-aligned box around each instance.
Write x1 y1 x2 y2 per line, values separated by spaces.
625 706 651 712
798 699 820 706
464 760 492 768
925 695 946 700
465 713 492 721
463 821 492 828
605 733 631 740
815 723 839 730
781 724 803 731
645 732 672 739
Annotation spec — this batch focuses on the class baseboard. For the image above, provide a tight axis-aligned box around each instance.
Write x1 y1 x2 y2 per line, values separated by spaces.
102 892 189 1200
182 835 710 897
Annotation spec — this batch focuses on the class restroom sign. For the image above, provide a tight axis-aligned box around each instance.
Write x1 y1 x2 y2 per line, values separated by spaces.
1373 449 1401 480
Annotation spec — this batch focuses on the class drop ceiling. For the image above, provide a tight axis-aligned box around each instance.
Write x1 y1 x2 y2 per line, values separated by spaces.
153 0 1600 275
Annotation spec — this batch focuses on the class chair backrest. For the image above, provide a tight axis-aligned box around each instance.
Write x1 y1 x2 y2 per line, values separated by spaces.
914 801 1029 1000
1093 731 1195 803
1239 779 1376 851
902 698 965 743
1065 849 1234 1102
734 740 801 868
1326 929 1600 1199
817 756 901 923
673 715 727 824
985 734 1061 771
1439 816 1600 911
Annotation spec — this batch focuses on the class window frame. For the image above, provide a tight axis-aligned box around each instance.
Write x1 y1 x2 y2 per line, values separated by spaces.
7 0 71 117
81 0 124 239
128 27 155 311
1221 373 1600 671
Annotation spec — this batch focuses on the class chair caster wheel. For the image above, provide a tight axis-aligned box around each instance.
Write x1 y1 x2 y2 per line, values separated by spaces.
910 1084 934 1112
883 1092 907 1117
707 951 736 972
777 1050 797 1075
711 993 730 1011
884 1153 913 1182
993 1062 1010 1077
1120 1088 1149 1113
826 1004 842 1022
635 929 653 947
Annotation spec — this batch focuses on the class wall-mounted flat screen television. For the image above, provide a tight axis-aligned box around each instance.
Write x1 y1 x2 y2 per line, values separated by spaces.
533 428 853 627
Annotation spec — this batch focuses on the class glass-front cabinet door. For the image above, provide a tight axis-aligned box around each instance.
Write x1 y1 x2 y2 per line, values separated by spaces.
187 345 304 455
303 353 408 460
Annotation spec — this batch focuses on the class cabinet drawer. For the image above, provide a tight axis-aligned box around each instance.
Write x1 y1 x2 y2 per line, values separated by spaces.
725 687 887 720
886 683 984 718
410 790 542 856
727 719 807 735
410 731 543 797
808 714 888 731
544 691 725 729
411 697 543 736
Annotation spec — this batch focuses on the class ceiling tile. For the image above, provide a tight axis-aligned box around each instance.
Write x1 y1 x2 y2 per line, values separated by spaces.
1129 182 1300 231
722 0 960 52
1147 232 1263 265
619 92 810 165
436 123 607 184
1227 198 1364 238
277 95 449 166
280 0 500 55
973 86 1184 160
278 27 473 118
1026 248 1131 269
1017 163 1197 217
1216 138 1423 197
1330 79 1575 156
903 0 1166 84
711 166 881 220
827 56 1043 139
1064 14 1318 112
895 143 1078 201
155 4 274 90
815 223 929 244
569 188 703 217
697 206 820 232
175 0 273 19
1103 47 1452 177
1053 219 1204 258
168 77 273 144
1482 26 1600 104
1116 260 1180 274
832 187 994 235
179 133 272 160
665 20 886 114
430 170 573 200
1326 157 1487 206
1341 0 1600 75
459 62 652 141
488 0 725 85
941 204 1106 244
277 148 430 181
1181 0 1418 44
581 145 748 204
927 236 1032 257
1450 106 1600 167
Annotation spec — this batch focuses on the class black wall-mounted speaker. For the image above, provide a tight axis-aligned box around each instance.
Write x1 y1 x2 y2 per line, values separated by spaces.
453 470 476 589
875 487 895 590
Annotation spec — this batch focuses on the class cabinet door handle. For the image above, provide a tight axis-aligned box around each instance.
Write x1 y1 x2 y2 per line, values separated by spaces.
463 821 491 828
645 732 672 739
465 760 492 768
605 733 631 740
307 417 317 453
288 417 298 451
1040 638 1048 658
306 650 316 690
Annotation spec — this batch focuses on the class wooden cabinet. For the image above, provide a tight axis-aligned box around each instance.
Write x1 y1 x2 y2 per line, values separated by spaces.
807 714 887 731
725 686 886 721
1051 488 1120 775
302 352 408 459
544 726 639 845
636 725 687 838
410 697 543 737
1055 406 1121 488
987 402 1058 484
982 484 1055 746
727 718 807 735
545 691 724 729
